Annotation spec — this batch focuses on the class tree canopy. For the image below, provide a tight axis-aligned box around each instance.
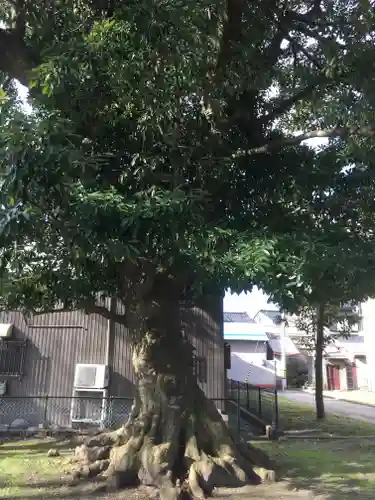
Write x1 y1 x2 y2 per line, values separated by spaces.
1 1 375 330
4 1 375 496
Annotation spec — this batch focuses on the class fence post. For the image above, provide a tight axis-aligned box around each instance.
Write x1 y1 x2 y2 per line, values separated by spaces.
43 395 49 428
236 382 241 434
258 388 262 417
274 387 279 431
246 383 249 410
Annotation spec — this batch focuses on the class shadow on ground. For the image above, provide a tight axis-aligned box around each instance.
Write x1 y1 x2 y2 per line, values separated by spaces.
0 436 81 454
265 439 375 500
0 476 110 500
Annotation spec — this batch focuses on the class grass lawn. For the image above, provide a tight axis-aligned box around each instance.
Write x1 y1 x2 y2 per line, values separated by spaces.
2 406 375 500
0 437 76 499
276 395 375 436
257 439 375 499
253 396 375 499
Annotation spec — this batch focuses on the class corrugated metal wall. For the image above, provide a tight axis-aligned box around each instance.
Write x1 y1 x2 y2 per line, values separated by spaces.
0 295 225 421
0 309 109 398
109 296 226 401
183 296 225 402
110 299 136 397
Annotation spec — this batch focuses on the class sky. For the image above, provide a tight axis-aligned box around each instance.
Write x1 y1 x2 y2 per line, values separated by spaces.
224 288 277 319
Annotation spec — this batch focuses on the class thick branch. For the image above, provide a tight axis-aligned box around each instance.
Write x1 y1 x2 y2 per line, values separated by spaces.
84 303 128 325
285 1 323 25
0 28 35 86
244 125 375 155
26 301 129 326
261 75 329 124
216 0 244 71
14 0 26 38
286 35 323 69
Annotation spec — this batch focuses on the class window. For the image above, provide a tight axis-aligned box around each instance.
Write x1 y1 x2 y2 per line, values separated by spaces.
0 339 27 378
193 355 207 384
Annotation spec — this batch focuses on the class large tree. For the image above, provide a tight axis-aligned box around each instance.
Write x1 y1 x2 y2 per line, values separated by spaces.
1 1 375 499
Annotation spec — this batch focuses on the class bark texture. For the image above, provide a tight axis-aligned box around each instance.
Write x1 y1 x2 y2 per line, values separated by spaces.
315 303 325 420
74 330 276 500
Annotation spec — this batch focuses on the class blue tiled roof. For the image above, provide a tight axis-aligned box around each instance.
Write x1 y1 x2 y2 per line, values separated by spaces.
224 311 254 323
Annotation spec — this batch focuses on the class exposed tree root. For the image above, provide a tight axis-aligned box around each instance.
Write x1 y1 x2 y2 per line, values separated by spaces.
74 331 276 499
74 391 276 499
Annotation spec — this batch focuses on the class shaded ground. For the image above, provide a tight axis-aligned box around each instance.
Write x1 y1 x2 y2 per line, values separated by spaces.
254 396 375 499
257 439 375 500
3 397 375 500
0 437 313 499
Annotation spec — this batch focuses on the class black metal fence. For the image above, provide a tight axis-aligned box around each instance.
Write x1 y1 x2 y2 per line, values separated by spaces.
228 379 279 428
0 396 237 432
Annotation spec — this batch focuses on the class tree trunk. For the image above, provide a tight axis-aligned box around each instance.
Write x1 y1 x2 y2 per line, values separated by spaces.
74 303 275 499
315 303 325 420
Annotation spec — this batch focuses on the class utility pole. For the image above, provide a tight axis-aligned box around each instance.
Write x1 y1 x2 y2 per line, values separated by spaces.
280 311 287 391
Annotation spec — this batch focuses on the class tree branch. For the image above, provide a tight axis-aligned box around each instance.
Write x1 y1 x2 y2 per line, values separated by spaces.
25 301 129 326
14 0 26 38
243 125 375 155
286 35 323 69
261 75 329 124
84 303 128 325
0 28 35 86
285 1 323 25
216 0 244 71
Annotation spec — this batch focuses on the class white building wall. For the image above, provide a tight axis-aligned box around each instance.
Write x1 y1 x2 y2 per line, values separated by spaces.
230 340 266 362
355 357 368 389
361 298 375 391
227 340 277 387
339 361 348 391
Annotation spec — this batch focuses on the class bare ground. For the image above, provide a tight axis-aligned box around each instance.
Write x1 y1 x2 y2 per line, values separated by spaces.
0 435 316 500
25 472 316 500
48 482 316 500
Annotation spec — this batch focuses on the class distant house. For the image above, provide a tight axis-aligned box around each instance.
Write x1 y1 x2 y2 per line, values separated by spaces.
225 307 368 391
253 309 283 326
224 311 271 385
323 336 367 391
361 298 375 391
224 311 299 387
0 297 226 428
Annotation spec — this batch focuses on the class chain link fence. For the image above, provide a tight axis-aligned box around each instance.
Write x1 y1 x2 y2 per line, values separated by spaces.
0 396 134 430
0 396 237 432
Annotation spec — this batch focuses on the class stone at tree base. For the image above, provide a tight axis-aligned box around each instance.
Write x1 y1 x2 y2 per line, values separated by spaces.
253 467 277 483
47 448 60 457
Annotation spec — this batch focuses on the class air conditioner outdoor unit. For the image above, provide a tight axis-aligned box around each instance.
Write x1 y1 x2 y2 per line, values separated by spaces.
70 388 108 428
0 324 13 338
73 364 109 389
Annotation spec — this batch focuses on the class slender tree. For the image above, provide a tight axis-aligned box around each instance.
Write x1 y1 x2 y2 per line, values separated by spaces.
261 226 375 420
291 303 361 419
1 1 375 499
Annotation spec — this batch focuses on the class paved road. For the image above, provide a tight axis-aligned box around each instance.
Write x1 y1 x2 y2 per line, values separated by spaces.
282 390 375 424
